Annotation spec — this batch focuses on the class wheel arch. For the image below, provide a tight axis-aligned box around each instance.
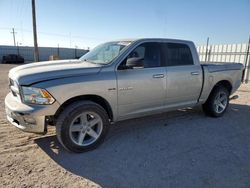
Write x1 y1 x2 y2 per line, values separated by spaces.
54 95 114 121
202 80 231 117
204 79 232 103
213 80 232 94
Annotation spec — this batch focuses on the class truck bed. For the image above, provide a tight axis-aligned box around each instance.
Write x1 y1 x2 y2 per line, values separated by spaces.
198 62 244 104
201 62 243 73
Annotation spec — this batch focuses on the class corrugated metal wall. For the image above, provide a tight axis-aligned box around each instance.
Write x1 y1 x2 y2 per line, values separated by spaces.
0 45 88 63
197 43 250 82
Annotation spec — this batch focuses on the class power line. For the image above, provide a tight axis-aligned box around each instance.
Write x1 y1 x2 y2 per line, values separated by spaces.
1 27 109 41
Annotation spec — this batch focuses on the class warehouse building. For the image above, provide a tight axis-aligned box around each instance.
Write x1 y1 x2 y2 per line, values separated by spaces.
0 45 88 63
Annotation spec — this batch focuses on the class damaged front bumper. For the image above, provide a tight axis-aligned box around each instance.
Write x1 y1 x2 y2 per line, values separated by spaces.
5 92 60 134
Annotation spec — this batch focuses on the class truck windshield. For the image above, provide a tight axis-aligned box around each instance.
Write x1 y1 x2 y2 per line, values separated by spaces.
80 41 131 65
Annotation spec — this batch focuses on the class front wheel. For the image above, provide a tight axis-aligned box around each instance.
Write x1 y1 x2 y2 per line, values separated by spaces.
56 101 110 152
202 86 229 117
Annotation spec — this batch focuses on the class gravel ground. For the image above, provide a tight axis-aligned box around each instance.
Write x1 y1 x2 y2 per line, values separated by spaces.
0 64 250 188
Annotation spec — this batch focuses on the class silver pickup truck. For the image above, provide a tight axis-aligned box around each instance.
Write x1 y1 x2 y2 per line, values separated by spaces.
5 38 243 152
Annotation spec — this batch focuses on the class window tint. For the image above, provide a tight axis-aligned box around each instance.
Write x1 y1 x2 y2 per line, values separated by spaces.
126 42 161 68
163 43 194 66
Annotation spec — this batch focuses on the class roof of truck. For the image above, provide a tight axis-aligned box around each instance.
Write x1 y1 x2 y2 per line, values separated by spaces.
112 38 193 44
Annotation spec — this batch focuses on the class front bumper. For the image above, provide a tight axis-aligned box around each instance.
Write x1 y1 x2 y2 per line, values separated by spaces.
5 92 60 134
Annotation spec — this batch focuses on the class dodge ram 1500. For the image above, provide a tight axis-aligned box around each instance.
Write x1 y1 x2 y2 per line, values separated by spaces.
5 38 244 152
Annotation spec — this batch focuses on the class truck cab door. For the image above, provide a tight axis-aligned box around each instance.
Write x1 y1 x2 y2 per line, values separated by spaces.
162 42 203 107
116 42 167 120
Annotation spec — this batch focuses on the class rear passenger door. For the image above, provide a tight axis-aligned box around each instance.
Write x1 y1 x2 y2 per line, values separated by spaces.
162 43 203 107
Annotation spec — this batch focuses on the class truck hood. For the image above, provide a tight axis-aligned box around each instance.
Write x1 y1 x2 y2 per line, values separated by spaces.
9 59 102 85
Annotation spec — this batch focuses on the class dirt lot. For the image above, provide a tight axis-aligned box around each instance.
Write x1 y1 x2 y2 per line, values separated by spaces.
0 64 250 188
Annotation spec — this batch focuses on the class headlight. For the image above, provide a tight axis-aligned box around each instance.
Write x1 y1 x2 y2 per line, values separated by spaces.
21 86 55 105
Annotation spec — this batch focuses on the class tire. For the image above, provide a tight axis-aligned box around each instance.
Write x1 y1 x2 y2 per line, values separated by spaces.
202 85 229 117
56 101 110 153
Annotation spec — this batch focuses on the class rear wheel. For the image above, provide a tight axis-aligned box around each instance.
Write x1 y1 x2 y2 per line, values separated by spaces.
56 101 110 152
202 86 229 117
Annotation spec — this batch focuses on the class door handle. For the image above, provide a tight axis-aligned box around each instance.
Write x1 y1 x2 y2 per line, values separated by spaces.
190 72 200 75
153 74 165 78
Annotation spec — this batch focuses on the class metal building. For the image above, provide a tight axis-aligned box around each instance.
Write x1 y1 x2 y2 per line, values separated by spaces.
0 45 88 63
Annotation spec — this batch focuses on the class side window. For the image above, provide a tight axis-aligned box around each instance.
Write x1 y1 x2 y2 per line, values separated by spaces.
128 45 145 59
122 42 161 69
162 43 194 66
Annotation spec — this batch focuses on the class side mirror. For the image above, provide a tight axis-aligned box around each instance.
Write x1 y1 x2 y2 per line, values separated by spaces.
126 57 144 69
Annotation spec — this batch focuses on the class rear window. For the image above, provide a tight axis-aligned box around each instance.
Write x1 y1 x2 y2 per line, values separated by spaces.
162 43 194 66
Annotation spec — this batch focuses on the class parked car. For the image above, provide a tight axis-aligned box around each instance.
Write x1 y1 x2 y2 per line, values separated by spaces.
5 38 244 152
2 54 24 64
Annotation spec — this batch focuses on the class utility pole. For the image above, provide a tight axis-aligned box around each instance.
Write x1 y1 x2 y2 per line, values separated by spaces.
32 0 39 62
205 37 209 62
243 36 250 83
10 28 17 46
245 36 250 69
17 42 20 55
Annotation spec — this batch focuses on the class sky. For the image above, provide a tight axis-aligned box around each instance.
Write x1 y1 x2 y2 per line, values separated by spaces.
0 0 250 49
